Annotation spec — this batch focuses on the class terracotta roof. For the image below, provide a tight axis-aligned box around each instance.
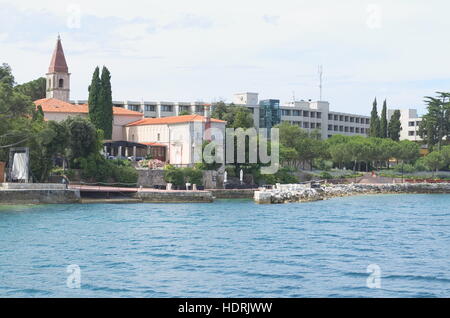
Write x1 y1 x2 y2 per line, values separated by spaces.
140 142 167 147
126 115 226 127
34 98 143 116
48 36 69 73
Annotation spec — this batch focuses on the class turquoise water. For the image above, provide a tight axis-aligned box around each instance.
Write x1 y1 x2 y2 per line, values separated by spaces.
1 194 450 298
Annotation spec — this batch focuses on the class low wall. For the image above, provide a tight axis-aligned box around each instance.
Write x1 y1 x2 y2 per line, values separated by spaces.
0 189 81 204
134 190 213 203
137 169 166 187
210 189 256 199
1 183 67 190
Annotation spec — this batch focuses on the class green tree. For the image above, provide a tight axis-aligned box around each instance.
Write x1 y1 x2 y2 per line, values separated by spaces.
179 110 191 116
388 109 402 141
397 140 420 164
418 92 450 150
380 99 388 138
14 77 46 101
88 67 102 133
369 97 381 137
423 151 445 175
100 66 113 139
63 116 100 166
211 102 254 128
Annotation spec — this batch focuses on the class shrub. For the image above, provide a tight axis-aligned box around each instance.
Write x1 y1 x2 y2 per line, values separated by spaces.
393 163 416 173
183 168 203 185
163 165 185 186
318 171 333 180
262 167 299 184
112 165 138 184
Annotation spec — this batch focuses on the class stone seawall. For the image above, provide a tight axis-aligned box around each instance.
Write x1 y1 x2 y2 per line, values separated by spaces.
134 190 214 203
254 183 450 204
210 189 256 199
0 189 81 204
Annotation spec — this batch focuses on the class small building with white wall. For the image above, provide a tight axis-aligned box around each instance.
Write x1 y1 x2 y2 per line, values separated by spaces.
125 115 226 166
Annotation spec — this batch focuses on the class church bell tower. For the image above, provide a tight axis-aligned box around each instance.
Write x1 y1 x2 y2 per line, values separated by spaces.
46 35 70 102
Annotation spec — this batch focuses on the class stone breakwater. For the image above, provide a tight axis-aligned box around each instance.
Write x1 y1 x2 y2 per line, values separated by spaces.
254 183 450 204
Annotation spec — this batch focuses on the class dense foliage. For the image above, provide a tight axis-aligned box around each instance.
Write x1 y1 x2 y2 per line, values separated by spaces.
88 66 114 139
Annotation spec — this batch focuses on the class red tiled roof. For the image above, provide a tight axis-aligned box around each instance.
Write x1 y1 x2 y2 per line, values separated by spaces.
126 114 226 127
34 98 143 116
48 36 69 73
140 142 167 147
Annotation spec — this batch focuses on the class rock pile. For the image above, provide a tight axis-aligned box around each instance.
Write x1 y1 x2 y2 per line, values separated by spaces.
254 183 450 204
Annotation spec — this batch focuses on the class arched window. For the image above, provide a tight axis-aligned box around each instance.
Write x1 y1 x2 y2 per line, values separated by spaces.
59 78 64 88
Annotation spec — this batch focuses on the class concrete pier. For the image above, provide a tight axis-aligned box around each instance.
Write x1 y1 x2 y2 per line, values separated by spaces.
0 183 80 204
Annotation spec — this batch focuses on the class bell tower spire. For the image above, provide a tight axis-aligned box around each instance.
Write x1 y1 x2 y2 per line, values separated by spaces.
46 35 70 101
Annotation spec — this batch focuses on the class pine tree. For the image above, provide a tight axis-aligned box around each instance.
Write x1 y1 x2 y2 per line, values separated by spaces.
388 110 402 141
380 99 388 138
100 66 113 140
369 98 381 137
88 66 102 131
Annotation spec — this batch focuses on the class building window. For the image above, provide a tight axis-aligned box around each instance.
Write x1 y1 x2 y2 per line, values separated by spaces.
311 123 316 129
316 123 321 129
128 105 139 111
345 116 349 122
409 131 415 136
344 126 349 132
303 122 310 129
316 112 322 119
355 127 360 133
162 105 173 112
365 118 370 125
310 112 316 118
409 121 415 127
59 78 64 88
293 110 301 116
145 105 156 112
339 126 344 132
282 109 291 116
355 118 360 123
328 114 333 120
303 111 309 117
157 133 161 141
339 115 344 121
195 105 204 113
334 125 338 131
334 115 339 121
350 127 354 133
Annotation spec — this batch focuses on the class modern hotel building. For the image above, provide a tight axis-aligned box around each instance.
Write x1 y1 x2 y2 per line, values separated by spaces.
72 92 371 140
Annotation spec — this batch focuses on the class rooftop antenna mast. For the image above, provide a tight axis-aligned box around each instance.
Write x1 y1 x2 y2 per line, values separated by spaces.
292 91 296 104
318 65 323 101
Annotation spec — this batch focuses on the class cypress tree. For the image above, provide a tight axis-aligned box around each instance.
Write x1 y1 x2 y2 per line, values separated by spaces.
100 66 113 140
369 97 381 137
88 66 102 131
388 110 402 141
380 99 388 138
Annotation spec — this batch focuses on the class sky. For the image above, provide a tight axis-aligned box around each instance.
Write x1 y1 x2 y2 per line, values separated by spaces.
1 0 450 115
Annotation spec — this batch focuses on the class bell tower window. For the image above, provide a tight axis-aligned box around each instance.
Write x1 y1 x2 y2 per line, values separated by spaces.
59 78 64 88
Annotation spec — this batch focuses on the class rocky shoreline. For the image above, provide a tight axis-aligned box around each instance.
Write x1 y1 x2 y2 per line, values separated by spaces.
254 183 450 204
